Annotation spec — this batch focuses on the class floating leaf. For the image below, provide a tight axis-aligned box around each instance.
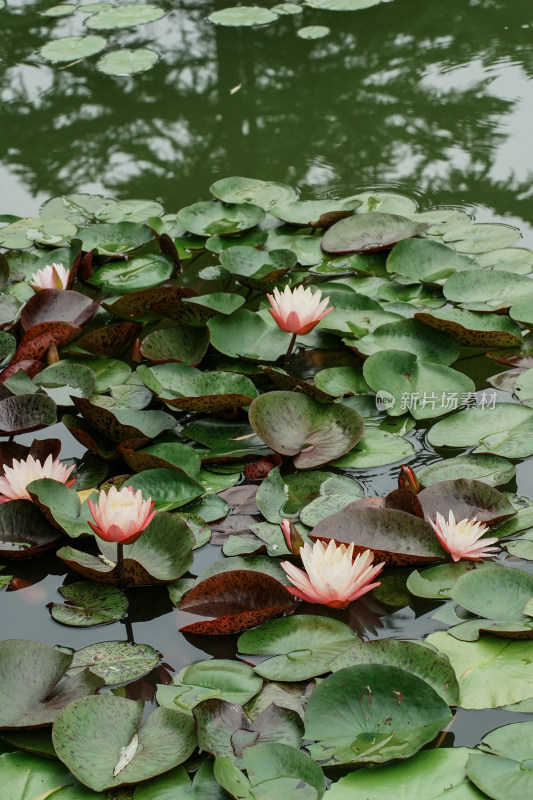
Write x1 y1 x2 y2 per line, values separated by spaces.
296 25 330 39
72 396 177 442
0 499 63 558
414 307 523 347
249 391 364 469
210 177 297 209
52 696 196 791
417 454 516 488
124 468 204 511
96 47 159 75
304 664 452 765
426 631 533 709
0 394 56 434
158 659 262 711
444 270 533 311
77 222 153 256
177 201 265 236
322 212 429 254
141 325 210 365
208 6 279 26
310 504 444 566
332 428 415 469
386 238 475 283
85 4 165 29
209 310 291 361
466 722 533 800
238 615 358 681
50 581 128 627
39 35 107 63
69 641 160 684
442 223 520 254
351 318 460 364
309 0 381 9
178 570 297 635
428 403 533 458
417 478 515 525
0 640 103 728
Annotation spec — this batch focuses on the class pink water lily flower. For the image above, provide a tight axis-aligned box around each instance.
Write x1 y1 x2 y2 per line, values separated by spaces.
281 540 385 608
88 485 156 545
267 285 333 335
429 510 499 562
0 454 76 503
28 263 70 291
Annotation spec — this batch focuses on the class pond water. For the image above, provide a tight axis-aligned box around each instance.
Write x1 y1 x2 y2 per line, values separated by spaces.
2 0 533 797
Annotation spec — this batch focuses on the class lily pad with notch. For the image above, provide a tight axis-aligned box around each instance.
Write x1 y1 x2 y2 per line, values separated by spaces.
71 396 177 443
21 290 99 331
443 270 533 311
52 696 196 792
124 468 204 511
0 640 104 729
77 222 153 256
210 177 297 209
209 309 291 361
238 615 359 681
157 658 263 711
417 478 516 526
417 454 516 488
249 391 364 469
89 254 173 294
39 35 107 63
49 581 128 627
0 499 63 558
304 663 452 765
85 3 165 30
57 511 194 586
68 641 160 684
351 318 460 364
177 201 265 237
322 212 429 254
466 721 533 800
140 325 210 365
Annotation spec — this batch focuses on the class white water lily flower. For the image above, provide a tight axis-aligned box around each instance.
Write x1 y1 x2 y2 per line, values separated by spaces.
0 454 76 502
88 485 156 545
429 510 499 562
267 285 333 334
281 540 384 608
28 262 70 291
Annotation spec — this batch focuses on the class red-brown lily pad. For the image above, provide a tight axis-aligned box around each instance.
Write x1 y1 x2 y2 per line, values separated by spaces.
322 213 430 254
75 321 142 357
11 322 81 364
310 504 445 566
0 360 44 382
178 570 297 635
72 396 176 443
21 290 99 331
61 413 123 459
0 438 61 474
486 339 533 369
384 488 425 518
103 285 197 322
417 479 516 526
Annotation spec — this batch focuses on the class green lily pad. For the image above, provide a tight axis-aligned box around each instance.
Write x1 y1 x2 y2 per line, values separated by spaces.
514 368 533 407
319 291 400 336
414 307 523 347
332 427 415 468
427 631 533 709
135 759 229 800
249 391 364 468
120 441 201 480
466 722 533 800
158 659 262 711
304 664 452 765
141 325 210 365
58 511 194 586
0 752 86 799
52 696 196 791
310 504 444 566
156 370 258 412
90 255 173 293
214 743 325 800
322 212 429 254
42 3 76 16
510 298 533 326
34 363 97 406
328 639 459 705
77 222 153 255
209 309 291 361
238 615 358 681
50 581 128 627
96 47 159 75
68 641 160 684
85 4 165 29
406 561 483 600
442 223 520 253
0 393 56 435
194 699 303 767
208 6 279 26
446 565 533 640
328 747 484 800
73 396 177 443
477 247 533 273
297 25 330 39
177 201 264 236
351 318 460 364
444 270 533 311
363 350 475 419
428 403 533 458
271 198 360 226
314 366 371 396
387 237 475 283
210 177 297 209
39 35 107 63
418 454 516 488
124 468 204 511
0 640 103 728
95 198 164 223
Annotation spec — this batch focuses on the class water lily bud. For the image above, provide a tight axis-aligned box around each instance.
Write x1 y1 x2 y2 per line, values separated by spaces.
280 519 305 555
398 464 420 493
131 338 143 362
46 343 59 365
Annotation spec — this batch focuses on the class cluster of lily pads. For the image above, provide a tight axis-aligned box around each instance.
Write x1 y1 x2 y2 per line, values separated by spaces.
0 176 533 797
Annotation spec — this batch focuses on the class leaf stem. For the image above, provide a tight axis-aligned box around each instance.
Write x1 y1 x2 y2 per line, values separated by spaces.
116 542 126 591
283 333 297 363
